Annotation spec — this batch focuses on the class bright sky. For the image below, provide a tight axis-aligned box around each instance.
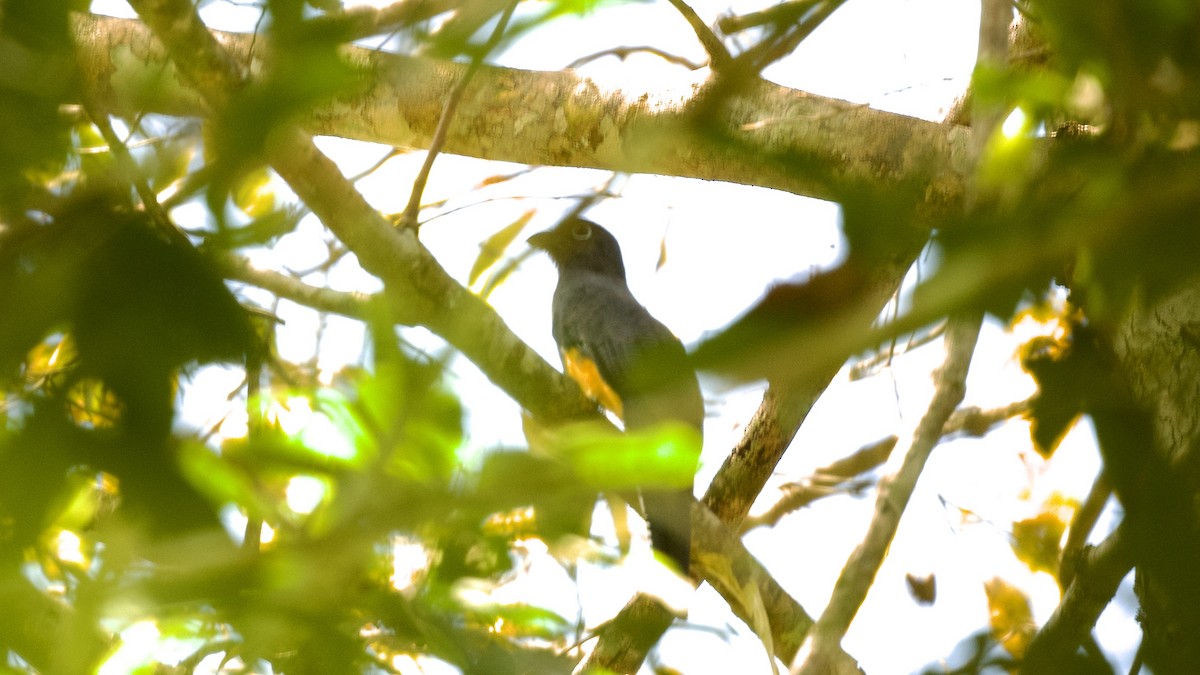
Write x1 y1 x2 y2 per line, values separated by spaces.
88 0 1138 672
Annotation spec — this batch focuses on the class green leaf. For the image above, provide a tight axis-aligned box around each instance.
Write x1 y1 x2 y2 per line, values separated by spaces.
178 440 279 522
552 421 701 490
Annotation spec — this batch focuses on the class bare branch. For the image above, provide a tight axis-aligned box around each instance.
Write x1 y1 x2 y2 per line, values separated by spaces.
744 397 1033 532
399 0 519 230
1024 525 1134 671
734 0 848 75
717 0 821 34
218 253 375 318
849 321 945 381
794 314 983 674
567 45 706 71
664 0 730 69
1060 473 1112 589
743 436 897 532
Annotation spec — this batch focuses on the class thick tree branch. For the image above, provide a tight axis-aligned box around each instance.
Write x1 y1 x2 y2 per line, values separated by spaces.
71 13 971 212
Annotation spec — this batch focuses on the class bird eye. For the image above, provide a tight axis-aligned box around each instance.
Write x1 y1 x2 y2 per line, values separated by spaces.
571 223 592 240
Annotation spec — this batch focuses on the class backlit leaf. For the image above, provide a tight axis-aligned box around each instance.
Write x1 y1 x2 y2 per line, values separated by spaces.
469 210 535 286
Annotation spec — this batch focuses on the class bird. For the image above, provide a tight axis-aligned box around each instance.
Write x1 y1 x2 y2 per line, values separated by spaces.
529 215 703 574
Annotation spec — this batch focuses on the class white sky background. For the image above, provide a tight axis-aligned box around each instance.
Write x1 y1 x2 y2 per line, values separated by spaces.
89 0 1140 672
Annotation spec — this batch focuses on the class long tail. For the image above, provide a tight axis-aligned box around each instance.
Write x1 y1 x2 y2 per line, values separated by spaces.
641 487 693 575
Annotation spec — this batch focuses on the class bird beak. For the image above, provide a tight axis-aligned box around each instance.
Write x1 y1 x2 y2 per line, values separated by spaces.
527 228 557 252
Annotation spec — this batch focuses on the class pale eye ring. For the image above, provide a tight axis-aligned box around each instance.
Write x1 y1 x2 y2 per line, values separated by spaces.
571 223 592 240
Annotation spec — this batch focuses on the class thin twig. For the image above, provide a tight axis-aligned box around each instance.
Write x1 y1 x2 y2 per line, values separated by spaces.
350 147 406 183
80 100 190 246
735 0 847 75
664 0 731 69
849 321 947 381
717 0 822 34
742 436 898 532
1059 472 1111 589
399 0 520 230
567 45 706 71
794 314 983 674
744 397 1031 532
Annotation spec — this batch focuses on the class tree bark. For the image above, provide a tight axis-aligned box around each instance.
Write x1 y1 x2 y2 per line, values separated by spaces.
71 12 970 212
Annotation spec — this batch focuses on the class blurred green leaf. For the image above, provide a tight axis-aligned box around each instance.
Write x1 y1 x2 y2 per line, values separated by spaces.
550 420 701 490
178 440 279 522
0 0 75 220
233 166 278 217
469 602 570 640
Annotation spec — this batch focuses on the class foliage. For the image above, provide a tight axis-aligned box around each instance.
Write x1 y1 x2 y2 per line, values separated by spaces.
2 0 1200 672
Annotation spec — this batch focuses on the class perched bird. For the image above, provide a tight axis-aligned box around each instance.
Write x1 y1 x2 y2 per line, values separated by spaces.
529 216 703 573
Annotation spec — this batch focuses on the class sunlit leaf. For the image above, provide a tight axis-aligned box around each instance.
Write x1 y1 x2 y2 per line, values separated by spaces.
481 505 538 537
179 441 276 519
469 210 535 286
469 603 570 640
983 577 1035 660
233 166 277 218
150 137 197 194
65 377 123 429
24 336 74 386
1011 511 1066 576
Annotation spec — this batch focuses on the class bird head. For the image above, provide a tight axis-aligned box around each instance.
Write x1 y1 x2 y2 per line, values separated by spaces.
528 217 627 280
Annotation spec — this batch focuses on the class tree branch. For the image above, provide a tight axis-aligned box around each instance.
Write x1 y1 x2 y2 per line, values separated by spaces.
1023 525 1134 671
400 0 519 229
71 12 971 212
794 313 983 674
744 435 898 532
744 397 1032 532
664 0 730 69
124 0 595 429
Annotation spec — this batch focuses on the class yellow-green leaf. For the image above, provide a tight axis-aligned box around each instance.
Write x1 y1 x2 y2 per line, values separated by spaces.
469 210 535 286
